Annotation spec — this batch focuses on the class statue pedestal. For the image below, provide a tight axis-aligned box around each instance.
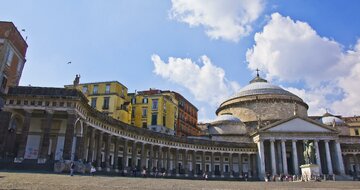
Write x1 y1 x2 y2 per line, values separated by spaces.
300 164 320 181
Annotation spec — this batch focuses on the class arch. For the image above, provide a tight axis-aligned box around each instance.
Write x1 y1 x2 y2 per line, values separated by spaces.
74 118 83 137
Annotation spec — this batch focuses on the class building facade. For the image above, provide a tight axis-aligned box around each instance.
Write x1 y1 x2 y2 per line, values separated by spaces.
66 81 132 124
0 21 28 108
0 74 359 180
173 92 199 137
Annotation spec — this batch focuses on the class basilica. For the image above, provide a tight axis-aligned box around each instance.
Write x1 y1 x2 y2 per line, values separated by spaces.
0 73 359 180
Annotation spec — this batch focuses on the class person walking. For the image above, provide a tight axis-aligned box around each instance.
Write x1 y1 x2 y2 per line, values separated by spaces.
90 164 96 176
70 162 75 176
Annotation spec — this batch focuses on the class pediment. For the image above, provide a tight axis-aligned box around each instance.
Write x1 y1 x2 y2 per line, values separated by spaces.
264 117 335 133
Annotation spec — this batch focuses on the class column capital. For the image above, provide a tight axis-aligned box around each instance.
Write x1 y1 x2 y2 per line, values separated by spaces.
292 139 297 143
269 139 275 143
313 139 319 143
324 139 330 143
45 109 54 114
281 139 287 143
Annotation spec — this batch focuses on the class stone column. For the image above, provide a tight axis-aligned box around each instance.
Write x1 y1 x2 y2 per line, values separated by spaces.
238 153 243 176
175 149 179 176
292 140 299 175
105 134 111 172
220 152 224 178
276 141 283 174
314 140 322 174
113 137 120 172
149 144 153 171
353 154 359 172
62 112 76 160
192 151 197 177
122 139 128 173
257 140 265 178
229 153 233 178
252 154 258 177
335 140 345 175
87 128 96 162
159 147 163 169
167 148 171 176
201 152 206 174
96 132 103 170
270 139 277 175
324 140 333 175
184 149 188 176
82 125 89 161
140 143 145 169
131 141 137 169
211 152 215 177
281 140 288 175
38 110 53 163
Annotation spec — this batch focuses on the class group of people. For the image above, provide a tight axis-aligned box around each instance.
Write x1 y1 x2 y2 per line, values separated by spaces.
69 162 96 177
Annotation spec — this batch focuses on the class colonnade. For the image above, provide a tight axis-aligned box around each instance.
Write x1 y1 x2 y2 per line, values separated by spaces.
257 138 345 177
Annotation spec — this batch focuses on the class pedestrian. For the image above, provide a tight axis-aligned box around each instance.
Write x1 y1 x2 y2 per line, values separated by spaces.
142 167 147 177
70 162 75 176
90 164 96 176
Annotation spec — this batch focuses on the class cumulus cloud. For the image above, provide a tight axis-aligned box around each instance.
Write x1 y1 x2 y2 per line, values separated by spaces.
152 54 240 106
169 0 264 42
247 13 360 116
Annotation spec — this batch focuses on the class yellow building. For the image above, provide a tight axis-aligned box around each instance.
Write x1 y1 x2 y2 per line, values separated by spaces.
65 81 132 124
343 116 360 136
129 89 178 134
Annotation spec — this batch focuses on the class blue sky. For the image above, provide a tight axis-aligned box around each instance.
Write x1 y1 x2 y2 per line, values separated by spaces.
2 0 360 121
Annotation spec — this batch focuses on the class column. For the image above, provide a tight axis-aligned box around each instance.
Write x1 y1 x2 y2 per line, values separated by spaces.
159 147 163 169
252 154 258 177
175 149 179 176
96 132 103 170
113 137 120 172
211 152 215 177
192 151 197 177
292 140 299 175
270 139 277 175
314 140 322 174
38 110 53 163
257 140 265 178
248 154 252 177
276 141 283 174
75 130 85 161
220 152 224 177
149 144 153 171
122 139 128 173
353 154 359 172
281 140 288 175
167 148 171 176
324 140 333 175
140 143 145 170
105 134 111 172
82 125 89 161
201 152 206 174
335 140 345 175
238 153 243 176
131 141 137 169
87 128 96 162
62 113 76 160
184 150 188 176
229 153 233 178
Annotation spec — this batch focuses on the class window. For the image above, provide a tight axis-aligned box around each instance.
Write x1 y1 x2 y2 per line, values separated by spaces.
105 84 111 94
142 98 148 104
131 107 135 117
82 86 88 93
355 129 360 136
93 85 98 94
91 98 97 108
131 98 136 104
142 108 147 117
17 60 24 73
142 122 147 128
163 116 166 126
151 114 157 125
103 97 110 109
5 48 14 66
152 99 158 110
1 76 7 91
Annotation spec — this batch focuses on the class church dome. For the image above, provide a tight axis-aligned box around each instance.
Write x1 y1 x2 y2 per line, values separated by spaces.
216 73 309 123
321 113 345 126
211 114 242 125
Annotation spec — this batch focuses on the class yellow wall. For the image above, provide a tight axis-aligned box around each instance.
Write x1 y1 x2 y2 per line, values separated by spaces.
67 81 131 124
130 92 178 130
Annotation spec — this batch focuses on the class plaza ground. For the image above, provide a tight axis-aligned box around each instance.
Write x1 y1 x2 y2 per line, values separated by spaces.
0 172 359 190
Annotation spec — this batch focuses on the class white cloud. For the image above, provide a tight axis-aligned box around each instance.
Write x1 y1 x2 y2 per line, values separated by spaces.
152 54 240 106
247 12 360 116
169 0 264 42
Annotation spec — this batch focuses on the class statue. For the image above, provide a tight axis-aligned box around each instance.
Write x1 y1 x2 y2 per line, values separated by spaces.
303 140 315 164
73 74 80 86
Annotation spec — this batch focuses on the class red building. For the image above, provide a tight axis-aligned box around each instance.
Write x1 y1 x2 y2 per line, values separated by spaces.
173 92 200 137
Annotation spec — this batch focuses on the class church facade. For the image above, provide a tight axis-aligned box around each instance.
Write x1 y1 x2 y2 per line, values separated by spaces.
0 75 359 180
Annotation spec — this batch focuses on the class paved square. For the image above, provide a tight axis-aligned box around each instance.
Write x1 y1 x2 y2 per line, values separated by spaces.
0 172 359 190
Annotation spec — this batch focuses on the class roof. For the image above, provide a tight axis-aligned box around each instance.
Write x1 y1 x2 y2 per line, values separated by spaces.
211 114 242 125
